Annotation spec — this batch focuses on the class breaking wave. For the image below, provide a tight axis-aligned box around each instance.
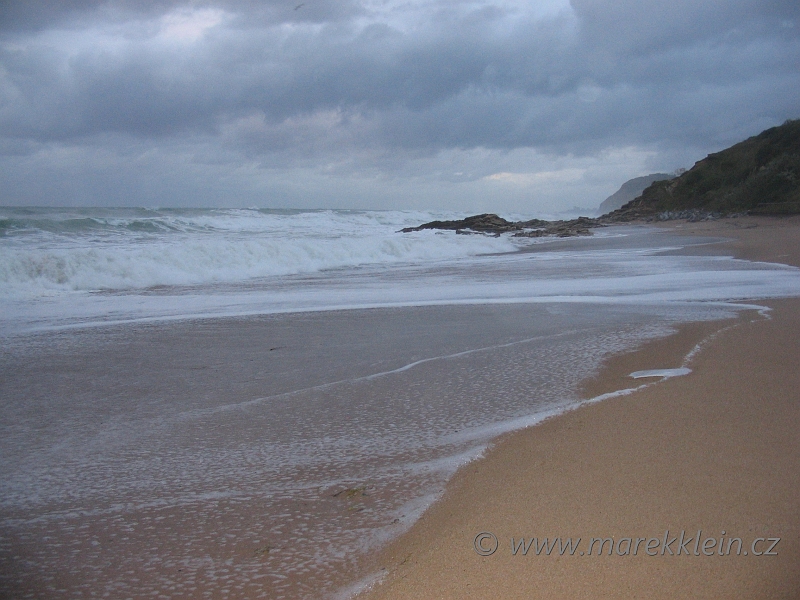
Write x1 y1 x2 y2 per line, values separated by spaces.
0 208 520 297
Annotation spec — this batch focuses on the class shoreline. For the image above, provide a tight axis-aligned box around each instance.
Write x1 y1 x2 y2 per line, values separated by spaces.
356 215 800 599
3 216 798 598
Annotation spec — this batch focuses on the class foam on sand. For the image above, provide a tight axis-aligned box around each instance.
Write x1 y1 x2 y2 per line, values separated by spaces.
629 367 692 379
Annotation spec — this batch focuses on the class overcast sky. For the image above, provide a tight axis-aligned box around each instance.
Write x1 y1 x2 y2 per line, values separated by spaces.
1 0 798 213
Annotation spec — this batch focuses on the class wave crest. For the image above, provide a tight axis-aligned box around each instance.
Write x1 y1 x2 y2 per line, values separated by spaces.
0 209 519 297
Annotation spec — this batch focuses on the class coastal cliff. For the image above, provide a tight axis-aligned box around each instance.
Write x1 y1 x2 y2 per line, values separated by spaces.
605 119 800 221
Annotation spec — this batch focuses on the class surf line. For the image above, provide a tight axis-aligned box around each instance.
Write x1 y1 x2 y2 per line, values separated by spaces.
578 303 770 410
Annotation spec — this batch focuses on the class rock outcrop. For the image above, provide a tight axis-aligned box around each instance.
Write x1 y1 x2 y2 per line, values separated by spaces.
401 214 600 237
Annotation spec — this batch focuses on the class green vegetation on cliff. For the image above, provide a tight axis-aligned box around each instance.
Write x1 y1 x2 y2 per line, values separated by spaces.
605 119 800 220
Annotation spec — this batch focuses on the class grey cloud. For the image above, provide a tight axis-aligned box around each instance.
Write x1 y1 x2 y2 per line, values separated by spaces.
0 0 365 34
3 0 796 148
0 0 798 209
0 1 187 33
571 0 800 55
2 8 573 141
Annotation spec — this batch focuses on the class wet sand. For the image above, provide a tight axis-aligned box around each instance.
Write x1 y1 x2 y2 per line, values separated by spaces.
358 216 800 599
2 299 716 598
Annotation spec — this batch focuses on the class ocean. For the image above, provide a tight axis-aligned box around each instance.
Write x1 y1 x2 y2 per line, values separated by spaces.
2 207 800 598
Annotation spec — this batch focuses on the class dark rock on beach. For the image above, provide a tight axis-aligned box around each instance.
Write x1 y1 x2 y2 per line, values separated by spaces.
400 213 527 234
401 214 601 238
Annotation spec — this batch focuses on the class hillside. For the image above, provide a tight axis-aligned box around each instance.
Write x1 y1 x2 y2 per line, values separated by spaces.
597 173 673 214
604 119 800 220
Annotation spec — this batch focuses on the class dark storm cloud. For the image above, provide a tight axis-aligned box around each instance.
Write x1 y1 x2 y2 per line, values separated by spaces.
3 0 797 149
1 3 563 140
0 0 798 208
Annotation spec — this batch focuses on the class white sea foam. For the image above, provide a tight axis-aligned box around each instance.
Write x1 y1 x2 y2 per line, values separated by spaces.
3 209 800 334
630 367 692 379
0 208 519 298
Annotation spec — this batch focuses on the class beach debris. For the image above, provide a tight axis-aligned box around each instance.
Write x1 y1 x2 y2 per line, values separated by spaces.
332 486 368 499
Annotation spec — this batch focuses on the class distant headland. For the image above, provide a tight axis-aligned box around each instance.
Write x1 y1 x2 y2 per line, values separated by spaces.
402 119 800 237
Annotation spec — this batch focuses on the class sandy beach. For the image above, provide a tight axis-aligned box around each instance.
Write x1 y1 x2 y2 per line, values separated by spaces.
358 215 800 599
